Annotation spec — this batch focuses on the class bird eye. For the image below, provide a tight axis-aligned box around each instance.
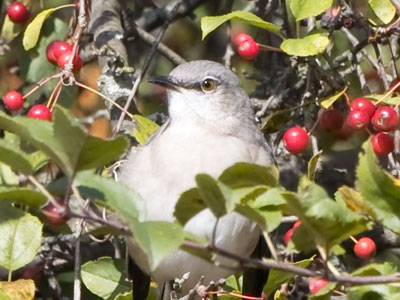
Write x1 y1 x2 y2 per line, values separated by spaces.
200 78 216 92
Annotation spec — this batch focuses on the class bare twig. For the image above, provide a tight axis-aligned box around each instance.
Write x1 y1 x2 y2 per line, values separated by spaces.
113 2 182 135
183 241 400 285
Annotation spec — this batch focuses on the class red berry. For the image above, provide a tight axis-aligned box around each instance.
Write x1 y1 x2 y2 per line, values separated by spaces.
237 39 259 60
46 40 61 64
334 121 354 140
293 220 302 229
43 202 69 226
28 104 52 121
354 237 376 259
319 109 343 132
309 278 329 294
3 91 24 111
346 110 370 130
372 106 399 132
57 51 83 72
7 2 29 24
283 126 309 155
283 228 294 245
53 42 73 59
371 133 394 155
234 33 252 45
284 221 302 245
351 97 376 118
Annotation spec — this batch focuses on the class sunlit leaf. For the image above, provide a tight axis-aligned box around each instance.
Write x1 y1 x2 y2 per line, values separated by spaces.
132 115 160 146
201 10 282 40
369 0 396 24
130 221 185 271
0 203 42 271
290 0 333 21
280 34 329 57
356 141 400 233
81 257 131 300
23 5 74 50
320 88 347 109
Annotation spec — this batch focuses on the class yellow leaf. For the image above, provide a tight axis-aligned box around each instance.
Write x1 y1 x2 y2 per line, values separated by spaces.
132 115 160 146
321 87 347 109
338 186 375 217
23 4 74 50
0 279 35 300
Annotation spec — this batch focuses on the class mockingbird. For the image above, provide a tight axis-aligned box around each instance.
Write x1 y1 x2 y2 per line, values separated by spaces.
120 60 272 299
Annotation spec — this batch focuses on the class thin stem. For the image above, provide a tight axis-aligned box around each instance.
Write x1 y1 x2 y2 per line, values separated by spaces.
349 235 358 244
113 2 181 136
183 241 400 285
27 175 62 209
257 43 283 52
210 218 219 248
74 81 135 121
23 74 61 99
263 231 279 261
50 81 64 112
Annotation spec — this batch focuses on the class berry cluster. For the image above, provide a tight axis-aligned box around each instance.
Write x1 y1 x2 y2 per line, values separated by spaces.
345 98 397 155
282 97 398 156
2 39 84 119
234 33 259 60
46 40 83 72
3 91 52 120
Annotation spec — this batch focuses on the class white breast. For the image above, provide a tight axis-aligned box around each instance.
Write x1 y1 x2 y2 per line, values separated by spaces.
120 119 271 291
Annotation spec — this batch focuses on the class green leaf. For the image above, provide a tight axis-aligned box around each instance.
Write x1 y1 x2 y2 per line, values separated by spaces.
366 94 400 106
283 178 366 251
356 141 400 233
0 139 34 174
307 150 322 181
0 107 129 178
0 16 22 44
130 221 185 271
0 187 46 207
351 262 396 276
369 0 396 24
256 207 282 232
347 284 394 300
76 170 145 223
234 204 266 228
78 135 129 171
280 34 330 57
174 188 206 225
132 115 160 146
19 17 67 84
264 257 314 295
0 203 42 271
290 0 333 21
0 164 19 186
201 10 282 40
195 174 227 218
23 5 75 50
81 257 131 300
218 163 279 189
27 151 49 172
320 88 347 109
114 291 133 300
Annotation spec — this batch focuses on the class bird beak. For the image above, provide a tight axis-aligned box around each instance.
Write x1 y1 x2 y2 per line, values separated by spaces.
148 76 180 90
